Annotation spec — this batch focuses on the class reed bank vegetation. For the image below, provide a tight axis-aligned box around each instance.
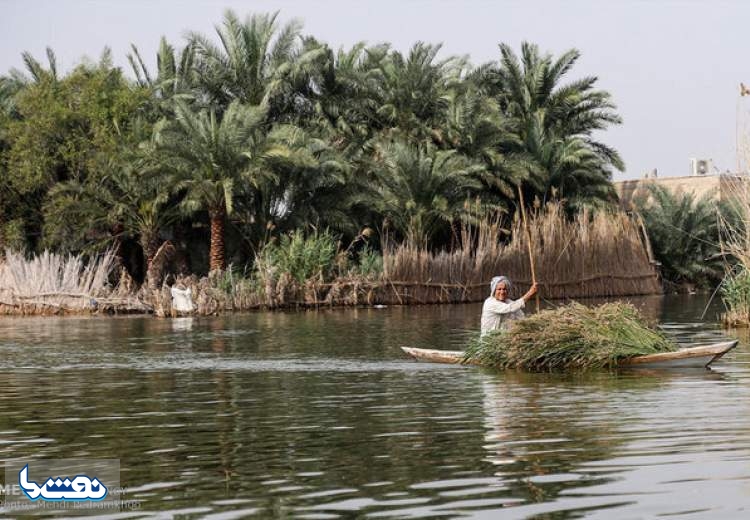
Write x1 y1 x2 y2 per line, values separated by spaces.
0 10 665 315
715 178 750 325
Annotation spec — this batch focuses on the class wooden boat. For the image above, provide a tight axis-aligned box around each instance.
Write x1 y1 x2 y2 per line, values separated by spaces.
401 340 739 369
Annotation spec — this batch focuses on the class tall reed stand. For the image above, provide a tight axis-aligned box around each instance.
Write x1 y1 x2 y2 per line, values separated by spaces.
517 186 540 312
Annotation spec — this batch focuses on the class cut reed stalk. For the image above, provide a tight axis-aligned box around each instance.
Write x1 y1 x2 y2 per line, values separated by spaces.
0 250 121 314
517 186 539 311
383 202 660 301
463 302 677 371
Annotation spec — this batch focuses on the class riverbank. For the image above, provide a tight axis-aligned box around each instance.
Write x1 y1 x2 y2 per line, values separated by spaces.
0 205 663 317
0 271 663 317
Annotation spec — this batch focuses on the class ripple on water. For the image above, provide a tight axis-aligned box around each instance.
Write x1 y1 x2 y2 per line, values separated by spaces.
1 297 749 518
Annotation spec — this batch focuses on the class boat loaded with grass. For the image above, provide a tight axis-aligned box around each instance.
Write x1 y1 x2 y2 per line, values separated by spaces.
401 302 737 371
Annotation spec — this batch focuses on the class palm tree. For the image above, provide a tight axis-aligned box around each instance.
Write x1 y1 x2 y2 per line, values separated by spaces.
155 100 296 271
252 125 352 235
489 42 623 206
187 9 326 115
43 158 181 278
635 184 723 288
305 42 479 243
127 37 198 114
14 47 59 85
372 42 464 142
438 86 527 205
520 113 617 209
369 138 487 247
306 41 385 152
312 41 462 143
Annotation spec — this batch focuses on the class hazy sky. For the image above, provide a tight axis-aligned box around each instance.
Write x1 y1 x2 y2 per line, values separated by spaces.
2 0 749 181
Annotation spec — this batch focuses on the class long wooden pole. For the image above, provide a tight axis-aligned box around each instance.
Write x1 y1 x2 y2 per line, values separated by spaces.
517 185 540 312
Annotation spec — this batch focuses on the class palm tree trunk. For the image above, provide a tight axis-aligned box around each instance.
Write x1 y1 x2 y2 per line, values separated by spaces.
172 223 191 274
142 233 163 289
143 235 161 271
111 222 125 271
209 207 227 272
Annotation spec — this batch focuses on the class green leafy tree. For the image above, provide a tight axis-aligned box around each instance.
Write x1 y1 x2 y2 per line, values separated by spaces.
490 43 623 207
155 100 313 271
0 74 29 119
636 184 724 288
187 9 326 116
4 50 149 250
370 138 487 247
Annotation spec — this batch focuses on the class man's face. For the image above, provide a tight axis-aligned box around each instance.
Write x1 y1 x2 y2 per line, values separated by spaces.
495 282 508 300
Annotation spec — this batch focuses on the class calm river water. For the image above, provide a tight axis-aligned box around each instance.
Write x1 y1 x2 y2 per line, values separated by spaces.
0 295 749 518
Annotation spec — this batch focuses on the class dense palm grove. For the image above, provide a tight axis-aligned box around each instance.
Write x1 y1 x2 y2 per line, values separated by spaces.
0 10 624 282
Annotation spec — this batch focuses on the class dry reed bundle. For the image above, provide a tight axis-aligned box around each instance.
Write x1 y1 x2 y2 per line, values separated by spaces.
507 204 661 298
718 177 750 266
464 302 677 371
0 250 125 313
716 176 750 324
382 202 660 302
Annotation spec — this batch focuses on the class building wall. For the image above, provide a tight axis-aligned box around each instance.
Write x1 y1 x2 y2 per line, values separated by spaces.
614 175 745 209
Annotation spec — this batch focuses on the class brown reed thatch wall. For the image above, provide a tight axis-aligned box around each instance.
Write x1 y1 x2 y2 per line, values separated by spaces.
159 202 661 313
377 202 661 303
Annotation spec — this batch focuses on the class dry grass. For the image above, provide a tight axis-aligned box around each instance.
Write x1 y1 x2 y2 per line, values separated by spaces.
0 250 135 314
718 175 750 325
383 202 661 302
0 250 116 296
464 302 677 371
719 177 750 265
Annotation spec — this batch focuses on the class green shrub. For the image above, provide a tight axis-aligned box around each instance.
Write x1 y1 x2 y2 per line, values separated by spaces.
636 184 724 288
352 247 383 279
258 229 339 284
212 263 254 294
1 219 28 251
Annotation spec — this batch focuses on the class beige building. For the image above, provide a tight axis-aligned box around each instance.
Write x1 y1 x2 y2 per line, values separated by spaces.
615 174 746 209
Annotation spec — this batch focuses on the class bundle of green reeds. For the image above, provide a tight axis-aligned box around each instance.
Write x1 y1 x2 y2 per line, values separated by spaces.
464 302 677 371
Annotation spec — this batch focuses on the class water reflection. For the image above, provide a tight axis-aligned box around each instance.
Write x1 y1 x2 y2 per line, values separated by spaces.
477 366 739 516
481 372 656 506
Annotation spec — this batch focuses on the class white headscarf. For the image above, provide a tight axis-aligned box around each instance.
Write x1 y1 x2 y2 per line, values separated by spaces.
490 276 512 297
